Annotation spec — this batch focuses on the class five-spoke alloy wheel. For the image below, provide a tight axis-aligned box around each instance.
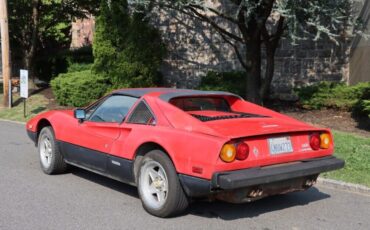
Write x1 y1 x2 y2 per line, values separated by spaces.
38 127 67 174
137 150 189 217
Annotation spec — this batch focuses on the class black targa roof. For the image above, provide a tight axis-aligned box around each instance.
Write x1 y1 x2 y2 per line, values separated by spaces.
114 88 241 101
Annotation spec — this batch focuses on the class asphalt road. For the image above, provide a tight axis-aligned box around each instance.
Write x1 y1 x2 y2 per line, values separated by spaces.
0 120 369 230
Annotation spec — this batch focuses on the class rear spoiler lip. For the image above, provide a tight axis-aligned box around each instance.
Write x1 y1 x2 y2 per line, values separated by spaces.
225 128 331 141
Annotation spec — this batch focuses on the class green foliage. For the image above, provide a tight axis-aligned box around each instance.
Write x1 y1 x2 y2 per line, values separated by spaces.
8 0 99 81
357 100 370 118
131 0 363 103
197 71 247 97
33 51 69 82
93 0 165 88
296 82 370 111
34 46 94 81
50 70 108 107
353 87 370 118
322 131 370 187
66 63 93 73
67 46 94 64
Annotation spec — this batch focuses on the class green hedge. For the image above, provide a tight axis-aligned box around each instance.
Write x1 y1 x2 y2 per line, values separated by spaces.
50 70 108 107
92 1 164 89
66 46 94 64
197 71 246 97
296 81 370 117
66 63 93 73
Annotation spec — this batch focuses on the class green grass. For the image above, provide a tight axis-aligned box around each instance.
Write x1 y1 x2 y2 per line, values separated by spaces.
322 131 370 187
0 92 49 123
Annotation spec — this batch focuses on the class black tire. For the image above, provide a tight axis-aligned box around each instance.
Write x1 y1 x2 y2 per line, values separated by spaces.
38 127 68 174
137 150 189 217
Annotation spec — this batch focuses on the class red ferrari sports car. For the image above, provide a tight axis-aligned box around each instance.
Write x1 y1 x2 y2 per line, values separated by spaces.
26 88 344 217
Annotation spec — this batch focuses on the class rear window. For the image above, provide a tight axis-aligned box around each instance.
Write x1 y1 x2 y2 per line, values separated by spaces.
169 97 230 112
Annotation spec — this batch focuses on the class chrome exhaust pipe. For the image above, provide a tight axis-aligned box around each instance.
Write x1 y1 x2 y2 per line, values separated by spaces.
248 189 263 198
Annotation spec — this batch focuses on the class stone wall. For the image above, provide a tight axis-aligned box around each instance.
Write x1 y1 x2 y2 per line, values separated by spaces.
70 9 351 98
152 8 349 98
271 39 349 98
153 8 241 89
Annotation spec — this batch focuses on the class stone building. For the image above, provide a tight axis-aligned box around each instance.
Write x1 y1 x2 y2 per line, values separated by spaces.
71 15 95 49
70 1 370 97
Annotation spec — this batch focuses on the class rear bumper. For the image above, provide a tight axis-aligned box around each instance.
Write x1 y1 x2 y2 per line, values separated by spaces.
179 156 344 197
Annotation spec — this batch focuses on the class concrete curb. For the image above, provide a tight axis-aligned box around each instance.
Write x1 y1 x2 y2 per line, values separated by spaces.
0 118 26 125
317 177 370 195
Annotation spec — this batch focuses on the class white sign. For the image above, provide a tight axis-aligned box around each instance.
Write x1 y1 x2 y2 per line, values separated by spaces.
20 69 29 98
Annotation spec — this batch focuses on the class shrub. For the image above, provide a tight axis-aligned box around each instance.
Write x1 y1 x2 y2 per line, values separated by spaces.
357 100 370 118
353 87 370 118
67 46 94 64
67 63 93 73
296 81 370 110
51 70 108 107
197 71 247 97
93 1 165 88
34 50 69 82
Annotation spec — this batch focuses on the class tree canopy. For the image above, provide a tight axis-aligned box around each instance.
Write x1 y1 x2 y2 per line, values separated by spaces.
130 0 365 103
93 0 166 89
8 0 100 80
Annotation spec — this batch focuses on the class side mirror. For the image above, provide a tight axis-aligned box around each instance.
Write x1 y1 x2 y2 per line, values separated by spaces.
74 109 86 122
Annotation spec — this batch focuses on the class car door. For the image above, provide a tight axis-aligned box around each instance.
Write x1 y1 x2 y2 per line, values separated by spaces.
62 95 138 172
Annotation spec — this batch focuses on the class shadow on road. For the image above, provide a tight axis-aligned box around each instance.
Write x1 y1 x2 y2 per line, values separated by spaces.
69 166 330 220
70 166 139 199
187 188 330 220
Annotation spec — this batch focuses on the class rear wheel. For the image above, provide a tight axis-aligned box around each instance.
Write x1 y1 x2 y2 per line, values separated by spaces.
38 127 68 174
137 150 189 217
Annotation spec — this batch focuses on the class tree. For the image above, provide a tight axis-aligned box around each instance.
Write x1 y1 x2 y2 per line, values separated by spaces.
93 0 165 88
130 0 364 104
8 0 99 80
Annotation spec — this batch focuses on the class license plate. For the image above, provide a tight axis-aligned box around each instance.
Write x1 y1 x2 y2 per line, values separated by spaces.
268 136 293 155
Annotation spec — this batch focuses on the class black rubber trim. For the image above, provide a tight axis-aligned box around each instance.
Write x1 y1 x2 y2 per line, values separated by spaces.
159 90 241 102
178 174 211 197
57 140 135 184
112 88 242 100
27 130 37 145
212 156 345 190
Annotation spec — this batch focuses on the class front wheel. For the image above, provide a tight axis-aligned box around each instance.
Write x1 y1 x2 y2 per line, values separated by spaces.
137 150 189 217
38 127 68 174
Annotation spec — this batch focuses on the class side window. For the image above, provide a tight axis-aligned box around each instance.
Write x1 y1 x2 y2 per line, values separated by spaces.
127 101 156 125
85 101 101 120
89 95 138 123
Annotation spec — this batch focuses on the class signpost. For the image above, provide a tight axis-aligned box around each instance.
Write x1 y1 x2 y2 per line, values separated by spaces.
8 79 12 107
20 69 28 117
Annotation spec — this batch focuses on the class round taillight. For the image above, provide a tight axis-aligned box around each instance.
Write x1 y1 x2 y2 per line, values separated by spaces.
310 133 320 150
220 144 236 162
236 142 249 160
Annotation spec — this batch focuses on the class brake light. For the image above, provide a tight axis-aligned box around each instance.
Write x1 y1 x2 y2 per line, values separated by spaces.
310 133 320 150
320 133 331 149
236 142 249 160
220 144 236 162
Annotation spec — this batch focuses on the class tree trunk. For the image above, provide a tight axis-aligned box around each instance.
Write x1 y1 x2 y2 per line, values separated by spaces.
26 0 40 81
245 35 262 104
260 16 285 102
261 43 277 101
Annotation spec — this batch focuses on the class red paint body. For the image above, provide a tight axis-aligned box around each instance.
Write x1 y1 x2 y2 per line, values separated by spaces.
26 89 334 180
